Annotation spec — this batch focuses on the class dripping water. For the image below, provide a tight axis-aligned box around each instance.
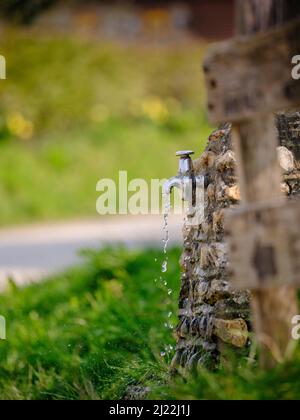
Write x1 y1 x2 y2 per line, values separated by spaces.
159 192 175 357
162 192 171 270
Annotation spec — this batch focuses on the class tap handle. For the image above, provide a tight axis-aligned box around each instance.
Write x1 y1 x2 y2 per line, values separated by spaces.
176 151 195 158
176 151 195 175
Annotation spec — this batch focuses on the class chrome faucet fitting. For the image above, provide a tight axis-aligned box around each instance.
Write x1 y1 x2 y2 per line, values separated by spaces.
163 150 204 223
176 151 195 177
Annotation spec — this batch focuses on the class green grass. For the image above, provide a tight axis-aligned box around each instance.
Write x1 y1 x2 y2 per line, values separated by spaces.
0 247 181 400
0 246 300 400
0 31 213 226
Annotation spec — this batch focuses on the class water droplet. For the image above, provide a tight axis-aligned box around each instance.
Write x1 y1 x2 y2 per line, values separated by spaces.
164 344 174 354
161 260 168 273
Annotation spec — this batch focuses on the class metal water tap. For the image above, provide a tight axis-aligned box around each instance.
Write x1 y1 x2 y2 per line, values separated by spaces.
163 151 203 208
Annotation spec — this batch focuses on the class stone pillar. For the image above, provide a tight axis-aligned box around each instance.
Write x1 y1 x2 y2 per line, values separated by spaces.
173 124 249 370
172 114 300 371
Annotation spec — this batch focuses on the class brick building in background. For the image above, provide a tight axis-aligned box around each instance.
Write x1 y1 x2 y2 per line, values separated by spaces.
130 0 235 39
5 0 234 42
132 0 235 39
189 0 235 39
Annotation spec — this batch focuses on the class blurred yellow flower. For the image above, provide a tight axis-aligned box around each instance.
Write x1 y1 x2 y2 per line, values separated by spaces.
89 104 110 124
141 96 169 123
6 112 34 140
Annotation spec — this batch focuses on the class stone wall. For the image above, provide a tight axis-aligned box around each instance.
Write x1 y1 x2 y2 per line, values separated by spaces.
172 113 300 371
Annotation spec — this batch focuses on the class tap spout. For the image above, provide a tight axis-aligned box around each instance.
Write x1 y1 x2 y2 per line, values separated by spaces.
163 150 201 206
163 176 183 196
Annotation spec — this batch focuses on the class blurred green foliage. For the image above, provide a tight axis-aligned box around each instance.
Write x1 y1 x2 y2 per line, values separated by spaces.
0 32 213 225
0 33 209 135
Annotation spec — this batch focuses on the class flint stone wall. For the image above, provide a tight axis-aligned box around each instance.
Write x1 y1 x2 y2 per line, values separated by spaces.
173 113 300 370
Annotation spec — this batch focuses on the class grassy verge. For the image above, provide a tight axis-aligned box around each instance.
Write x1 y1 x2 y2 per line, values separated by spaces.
0 246 299 400
0 32 213 226
0 247 180 400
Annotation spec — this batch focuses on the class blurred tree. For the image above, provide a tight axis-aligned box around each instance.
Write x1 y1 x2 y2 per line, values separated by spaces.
0 0 57 24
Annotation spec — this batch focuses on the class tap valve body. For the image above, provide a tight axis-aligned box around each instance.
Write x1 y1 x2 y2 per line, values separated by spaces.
176 151 195 177
163 150 204 224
